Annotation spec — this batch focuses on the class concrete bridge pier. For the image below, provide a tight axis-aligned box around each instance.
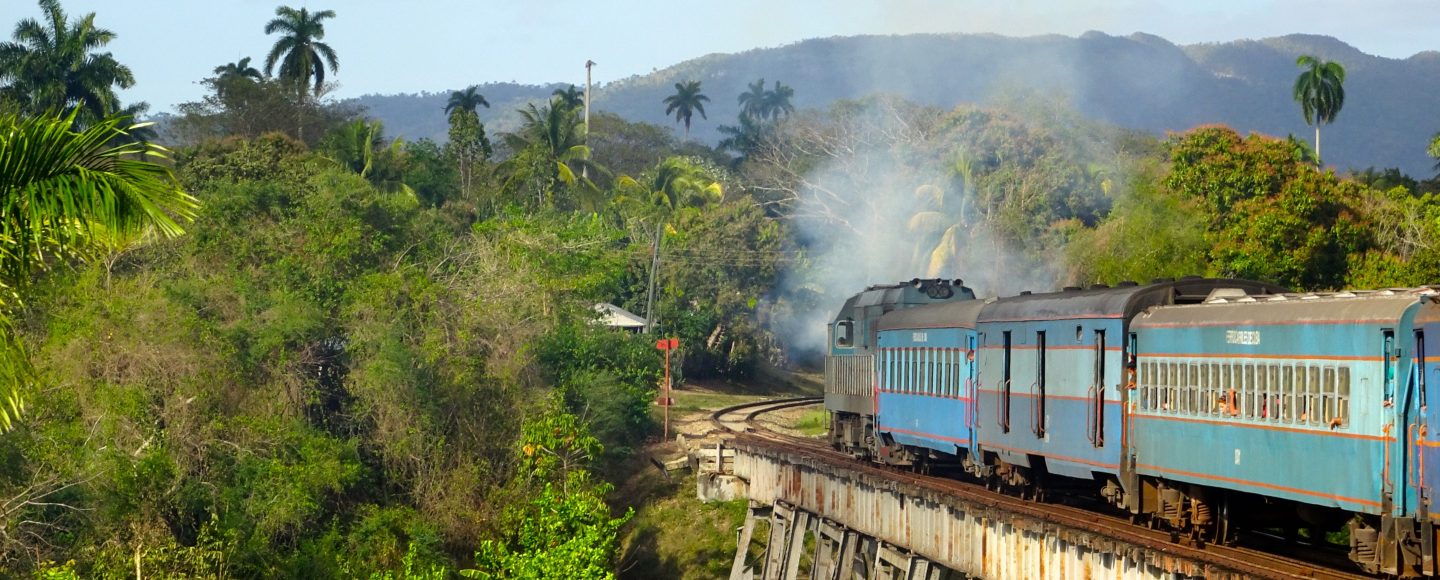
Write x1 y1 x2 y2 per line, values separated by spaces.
730 500 961 580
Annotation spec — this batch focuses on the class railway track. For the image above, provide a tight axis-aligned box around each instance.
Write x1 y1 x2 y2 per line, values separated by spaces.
724 428 1371 579
708 396 823 434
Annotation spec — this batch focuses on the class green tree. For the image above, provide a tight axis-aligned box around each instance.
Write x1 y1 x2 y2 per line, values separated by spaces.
445 85 489 118
464 406 631 579
552 85 583 112
0 0 137 124
212 57 263 104
0 110 199 434
1292 55 1345 162
737 78 767 121
214 56 263 84
263 6 339 96
0 111 197 288
320 118 408 192
1163 125 1366 289
496 102 600 209
716 113 769 167
616 157 723 215
762 80 795 121
662 80 709 139
445 86 492 195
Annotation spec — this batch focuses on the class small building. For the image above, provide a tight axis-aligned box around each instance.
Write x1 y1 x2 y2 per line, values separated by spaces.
593 303 646 333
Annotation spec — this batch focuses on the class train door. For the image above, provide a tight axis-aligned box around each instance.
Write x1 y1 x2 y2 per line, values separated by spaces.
1414 328 1435 574
1034 331 1047 438
1088 330 1106 447
1000 330 1013 432
1121 331 1140 514
1384 329 1400 514
966 334 979 435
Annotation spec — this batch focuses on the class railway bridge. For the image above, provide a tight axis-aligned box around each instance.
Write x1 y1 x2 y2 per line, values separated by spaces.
700 399 1367 580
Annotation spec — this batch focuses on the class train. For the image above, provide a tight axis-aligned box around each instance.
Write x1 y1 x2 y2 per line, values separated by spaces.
824 277 1440 577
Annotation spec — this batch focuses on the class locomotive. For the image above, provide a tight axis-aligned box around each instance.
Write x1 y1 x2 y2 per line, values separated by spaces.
825 277 1440 577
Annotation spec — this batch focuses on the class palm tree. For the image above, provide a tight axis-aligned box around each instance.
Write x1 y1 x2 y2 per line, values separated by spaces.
738 78 767 121
263 6 338 96
552 85 583 111
0 0 136 123
763 81 795 121
1292 55 1345 162
495 103 601 208
717 113 769 167
445 85 490 119
662 80 709 139
445 87 491 195
0 111 197 282
0 109 198 433
213 56 263 99
617 157 723 214
214 56 262 83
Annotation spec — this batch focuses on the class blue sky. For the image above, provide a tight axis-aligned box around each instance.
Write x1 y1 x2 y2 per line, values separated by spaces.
29 0 1440 112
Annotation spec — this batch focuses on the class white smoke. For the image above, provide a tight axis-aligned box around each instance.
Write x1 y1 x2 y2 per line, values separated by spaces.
770 98 1065 358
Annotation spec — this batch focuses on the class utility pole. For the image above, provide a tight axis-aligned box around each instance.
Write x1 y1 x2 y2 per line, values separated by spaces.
583 60 595 181
643 221 662 334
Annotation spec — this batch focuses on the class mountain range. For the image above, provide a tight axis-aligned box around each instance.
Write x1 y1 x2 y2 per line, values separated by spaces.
350 31 1440 178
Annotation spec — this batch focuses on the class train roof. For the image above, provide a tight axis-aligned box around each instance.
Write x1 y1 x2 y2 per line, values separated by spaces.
1134 286 1440 328
832 279 977 322
878 298 992 331
979 278 1286 324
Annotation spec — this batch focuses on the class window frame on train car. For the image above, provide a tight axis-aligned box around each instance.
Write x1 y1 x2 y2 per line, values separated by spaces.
1384 329 1396 404
1336 365 1351 428
835 319 855 348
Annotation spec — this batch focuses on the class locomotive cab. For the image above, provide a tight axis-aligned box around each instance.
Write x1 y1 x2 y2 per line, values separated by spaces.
826 279 975 456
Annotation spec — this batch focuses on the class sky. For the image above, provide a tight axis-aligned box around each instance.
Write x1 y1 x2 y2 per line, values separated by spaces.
22 0 1440 113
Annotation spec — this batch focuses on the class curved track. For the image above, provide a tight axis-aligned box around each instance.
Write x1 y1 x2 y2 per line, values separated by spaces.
708 396 823 435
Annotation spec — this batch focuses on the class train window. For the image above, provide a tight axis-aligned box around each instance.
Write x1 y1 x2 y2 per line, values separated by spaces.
934 349 942 397
1337 366 1351 428
1207 363 1220 415
918 348 925 395
1167 362 1176 414
1266 366 1280 422
1306 366 1321 425
1076 325 1084 343
1184 364 1196 414
1281 365 1295 423
1159 362 1171 412
1238 364 1250 418
955 348 963 397
835 320 854 348
1139 362 1151 410
1147 362 1157 411
1322 367 1337 427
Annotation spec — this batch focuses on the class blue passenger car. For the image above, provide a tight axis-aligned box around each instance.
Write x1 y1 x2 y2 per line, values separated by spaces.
873 300 987 463
971 279 1280 495
1132 288 1439 575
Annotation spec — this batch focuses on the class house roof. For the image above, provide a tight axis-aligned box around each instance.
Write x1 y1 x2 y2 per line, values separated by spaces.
593 303 646 328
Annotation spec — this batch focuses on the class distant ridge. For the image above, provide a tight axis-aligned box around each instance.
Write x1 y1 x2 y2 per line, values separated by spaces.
350 32 1440 176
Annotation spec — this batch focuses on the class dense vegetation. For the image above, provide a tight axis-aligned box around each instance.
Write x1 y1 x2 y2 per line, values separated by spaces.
3 1 1440 577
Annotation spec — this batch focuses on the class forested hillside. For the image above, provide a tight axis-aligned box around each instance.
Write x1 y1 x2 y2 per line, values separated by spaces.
4 1 1440 577
356 32 1440 177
